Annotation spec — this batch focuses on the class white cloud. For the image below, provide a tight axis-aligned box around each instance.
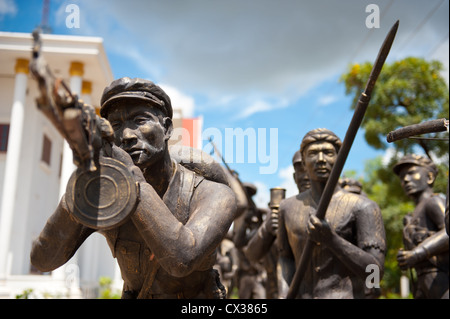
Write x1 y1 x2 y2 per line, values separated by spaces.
252 164 298 209
429 37 449 85
236 97 290 119
159 84 195 118
0 0 17 17
253 181 270 209
71 0 448 118
381 147 399 166
317 95 338 107
119 47 164 82
277 165 298 199
237 100 272 119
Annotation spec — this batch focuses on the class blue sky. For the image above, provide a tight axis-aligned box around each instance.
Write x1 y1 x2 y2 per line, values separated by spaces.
1 0 448 206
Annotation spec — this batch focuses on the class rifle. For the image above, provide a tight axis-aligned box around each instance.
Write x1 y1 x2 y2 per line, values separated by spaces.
29 29 139 230
208 136 258 213
286 20 399 299
386 118 449 143
29 29 114 172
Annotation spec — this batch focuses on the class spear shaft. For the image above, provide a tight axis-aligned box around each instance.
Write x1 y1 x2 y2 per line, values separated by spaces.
286 20 399 299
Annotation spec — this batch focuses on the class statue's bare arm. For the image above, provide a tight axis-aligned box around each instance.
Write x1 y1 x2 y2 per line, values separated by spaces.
131 179 237 277
30 195 94 272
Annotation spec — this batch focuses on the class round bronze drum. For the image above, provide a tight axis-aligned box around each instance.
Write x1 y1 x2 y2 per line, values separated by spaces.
66 156 140 230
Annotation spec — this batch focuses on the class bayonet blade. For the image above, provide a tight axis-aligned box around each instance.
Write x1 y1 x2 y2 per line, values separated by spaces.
364 20 399 94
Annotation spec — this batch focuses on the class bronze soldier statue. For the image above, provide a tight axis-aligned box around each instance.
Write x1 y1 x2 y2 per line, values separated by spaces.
393 154 449 299
277 128 386 298
232 182 266 299
242 187 286 299
244 151 310 298
339 176 380 298
339 177 366 197
30 77 237 299
292 150 311 193
245 151 310 265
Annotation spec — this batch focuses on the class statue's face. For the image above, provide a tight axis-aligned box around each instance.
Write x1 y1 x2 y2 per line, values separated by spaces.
398 164 432 197
293 163 311 193
107 100 172 170
303 141 337 182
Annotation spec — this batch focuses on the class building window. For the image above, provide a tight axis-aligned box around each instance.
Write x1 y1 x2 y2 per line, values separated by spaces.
41 134 52 166
0 124 10 152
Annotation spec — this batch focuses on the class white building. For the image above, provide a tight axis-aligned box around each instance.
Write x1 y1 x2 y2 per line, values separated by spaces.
0 31 121 298
0 31 204 299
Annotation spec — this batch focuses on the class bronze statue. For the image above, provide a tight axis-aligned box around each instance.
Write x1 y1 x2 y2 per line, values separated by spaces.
30 77 237 299
393 154 449 299
214 230 238 297
245 151 309 266
292 150 311 193
241 187 286 299
232 182 267 299
244 151 310 298
339 177 380 299
339 177 365 196
277 128 386 298
445 163 449 239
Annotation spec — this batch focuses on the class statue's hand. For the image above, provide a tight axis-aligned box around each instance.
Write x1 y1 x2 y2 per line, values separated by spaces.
307 215 333 245
397 247 426 270
267 208 279 236
109 144 146 184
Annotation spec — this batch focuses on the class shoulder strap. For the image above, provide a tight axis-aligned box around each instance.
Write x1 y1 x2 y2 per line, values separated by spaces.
174 164 204 224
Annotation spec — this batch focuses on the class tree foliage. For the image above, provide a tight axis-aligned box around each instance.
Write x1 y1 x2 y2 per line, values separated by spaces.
340 57 449 297
340 57 449 159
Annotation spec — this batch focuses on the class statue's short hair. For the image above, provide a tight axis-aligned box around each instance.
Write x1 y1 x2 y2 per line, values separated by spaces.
300 128 342 158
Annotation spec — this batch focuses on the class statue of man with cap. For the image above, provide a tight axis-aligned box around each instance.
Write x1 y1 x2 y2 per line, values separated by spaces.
277 128 386 298
393 154 449 299
31 77 237 299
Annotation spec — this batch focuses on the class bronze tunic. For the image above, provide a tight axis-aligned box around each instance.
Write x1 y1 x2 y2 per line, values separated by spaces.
278 188 386 299
101 163 224 298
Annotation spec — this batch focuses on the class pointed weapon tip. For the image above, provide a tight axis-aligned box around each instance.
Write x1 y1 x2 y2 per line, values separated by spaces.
391 20 400 33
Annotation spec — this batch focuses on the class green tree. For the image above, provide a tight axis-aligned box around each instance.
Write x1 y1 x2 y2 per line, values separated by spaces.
98 276 120 299
341 57 449 297
340 57 449 159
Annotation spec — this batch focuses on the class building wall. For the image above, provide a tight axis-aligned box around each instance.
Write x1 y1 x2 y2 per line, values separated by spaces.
0 32 203 298
0 76 14 203
0 32 119 298
0 73 65 276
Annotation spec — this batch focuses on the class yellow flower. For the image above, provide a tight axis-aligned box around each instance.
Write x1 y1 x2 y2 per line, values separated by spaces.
350 64 360 76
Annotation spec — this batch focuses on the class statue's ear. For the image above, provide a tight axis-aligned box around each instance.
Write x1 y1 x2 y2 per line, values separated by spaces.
427 171 436 186
163 117 173 141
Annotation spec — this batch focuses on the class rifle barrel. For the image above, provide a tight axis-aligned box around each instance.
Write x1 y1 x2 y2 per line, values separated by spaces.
386 118 449 143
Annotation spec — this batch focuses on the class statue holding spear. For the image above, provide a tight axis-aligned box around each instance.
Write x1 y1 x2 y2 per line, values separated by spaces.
278 20 399 299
